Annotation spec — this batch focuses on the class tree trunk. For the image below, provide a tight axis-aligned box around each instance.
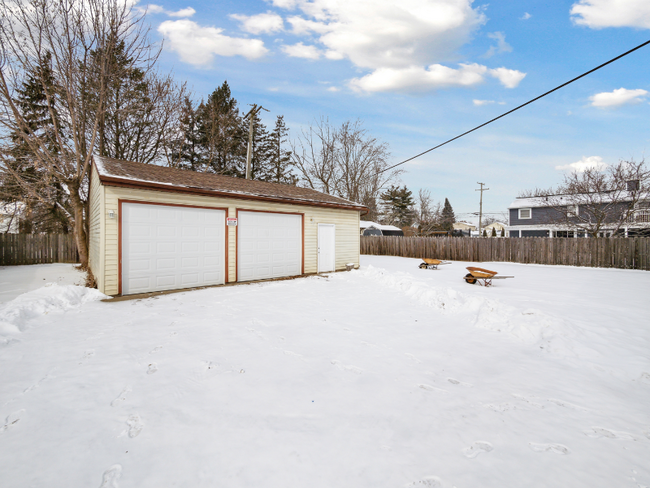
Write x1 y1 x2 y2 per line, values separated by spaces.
68 184 89 268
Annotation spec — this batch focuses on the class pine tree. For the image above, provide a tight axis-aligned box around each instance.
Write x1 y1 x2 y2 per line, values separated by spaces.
491 227 497 237
1 52 71 233
440 198 456 232
244 110 273 181
380 185 416 227
173 96 203 171
263 115 296 184
199 81 246 176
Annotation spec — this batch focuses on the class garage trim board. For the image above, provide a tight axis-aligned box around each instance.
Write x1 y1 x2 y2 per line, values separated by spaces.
118 200 229 295
235 208 304 282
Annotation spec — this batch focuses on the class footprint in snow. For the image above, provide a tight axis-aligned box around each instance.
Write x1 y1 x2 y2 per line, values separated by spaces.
584 427 636 440
83 349 95 359
463 441 493 458
447 378 472 387
1 409 25 434
284 350 305 361
528 442 570 455
404 476 442 487
99 464 122 488
547 398 587 411
419 384 447 393
149 346 162 354
110 387 131 407
126 415 143 438
331 360 363 374
146 363 158 375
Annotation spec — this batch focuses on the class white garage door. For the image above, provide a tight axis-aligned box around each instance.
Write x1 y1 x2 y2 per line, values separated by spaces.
238 211 302 282
122 203 226 295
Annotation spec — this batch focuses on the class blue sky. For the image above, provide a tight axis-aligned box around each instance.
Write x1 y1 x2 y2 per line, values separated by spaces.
141 0 650 222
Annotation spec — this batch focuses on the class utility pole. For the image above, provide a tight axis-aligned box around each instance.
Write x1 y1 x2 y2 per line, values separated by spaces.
475 182 489 236
243 104 269 180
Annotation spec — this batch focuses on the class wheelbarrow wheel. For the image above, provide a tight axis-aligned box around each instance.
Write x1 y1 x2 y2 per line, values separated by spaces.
464 273 477 284
418 262 427 269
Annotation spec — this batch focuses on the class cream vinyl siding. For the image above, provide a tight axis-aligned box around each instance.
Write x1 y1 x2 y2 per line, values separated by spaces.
88 165 105 292
99 184 360 295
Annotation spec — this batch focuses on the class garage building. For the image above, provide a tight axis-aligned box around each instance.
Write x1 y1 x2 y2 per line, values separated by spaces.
89 157 366 296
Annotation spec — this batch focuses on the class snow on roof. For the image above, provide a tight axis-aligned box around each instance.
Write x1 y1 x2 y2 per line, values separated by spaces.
94 156 367 211
509 191 650 209
360 221 402 231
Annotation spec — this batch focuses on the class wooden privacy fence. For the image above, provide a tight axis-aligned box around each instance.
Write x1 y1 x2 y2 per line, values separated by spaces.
361 236 650 271
0 234 79 265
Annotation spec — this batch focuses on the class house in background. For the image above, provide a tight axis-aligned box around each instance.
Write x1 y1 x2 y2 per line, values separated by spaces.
89 157 367 296
507 192 650 237
360 221 404 237
452 221 476 237
483 221 507 236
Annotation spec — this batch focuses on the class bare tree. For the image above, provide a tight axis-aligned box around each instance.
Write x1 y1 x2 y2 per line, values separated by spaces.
525 160 649 237
0 0 164 267
415 188 441 235
291 118 401 220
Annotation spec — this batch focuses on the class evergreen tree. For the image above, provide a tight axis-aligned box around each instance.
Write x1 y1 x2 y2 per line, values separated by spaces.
440 198 456 232
263 115 296 184
491 227 497 237
199 81 246 176
380 185 416 227
173 96 203 171
0 52 71 233
243 110 273 181
483 229 488 237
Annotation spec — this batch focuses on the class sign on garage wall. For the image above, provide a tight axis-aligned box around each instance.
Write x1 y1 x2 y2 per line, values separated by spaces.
226 217 238 226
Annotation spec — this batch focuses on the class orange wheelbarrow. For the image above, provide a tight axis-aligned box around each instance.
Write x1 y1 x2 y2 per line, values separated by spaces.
463 267 514 286
419 258 451 270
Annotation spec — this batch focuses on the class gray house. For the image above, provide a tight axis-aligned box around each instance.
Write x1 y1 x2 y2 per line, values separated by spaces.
507 192 650 238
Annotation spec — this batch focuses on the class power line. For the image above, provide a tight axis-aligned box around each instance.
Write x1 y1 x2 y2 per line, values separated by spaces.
378 38 650 175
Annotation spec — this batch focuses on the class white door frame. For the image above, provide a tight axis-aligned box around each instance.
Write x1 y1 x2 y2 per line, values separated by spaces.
317 223 336 273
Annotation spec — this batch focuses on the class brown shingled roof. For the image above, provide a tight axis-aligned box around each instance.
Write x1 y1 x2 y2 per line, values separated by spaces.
94 156 366 212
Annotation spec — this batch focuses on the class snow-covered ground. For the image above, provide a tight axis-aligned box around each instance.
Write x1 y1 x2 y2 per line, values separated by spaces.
0 263 85 304
0 256 649 488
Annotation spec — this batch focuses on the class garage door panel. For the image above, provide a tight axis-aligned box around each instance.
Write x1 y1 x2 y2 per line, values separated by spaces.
157 226 177 237
182 227 200 238
155 242 175 253
237 211 302 282
122 203 225 295
130 226 151 237
155 275 176 287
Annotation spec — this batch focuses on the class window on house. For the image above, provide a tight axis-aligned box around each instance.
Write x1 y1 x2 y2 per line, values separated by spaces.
567 205 579 217
518 208 531 219
634 201 650 223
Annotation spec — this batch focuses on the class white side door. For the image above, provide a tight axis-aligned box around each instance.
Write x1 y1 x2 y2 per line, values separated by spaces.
318 223 336 273
122 203 225 295
238 211 302 281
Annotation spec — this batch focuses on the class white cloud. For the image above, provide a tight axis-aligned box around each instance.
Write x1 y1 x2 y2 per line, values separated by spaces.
473 99 495 106
556 156 608 172
230 12 284 34
279 0 487 70
281 42 322 59
485 32 512 57
327 86 340 92
521 12 532 20
590 88 648 108
144 4 195 18
158 20 268 66
489 67 526 88
349 63 488 93
571 0 650 28
349 63 527 93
